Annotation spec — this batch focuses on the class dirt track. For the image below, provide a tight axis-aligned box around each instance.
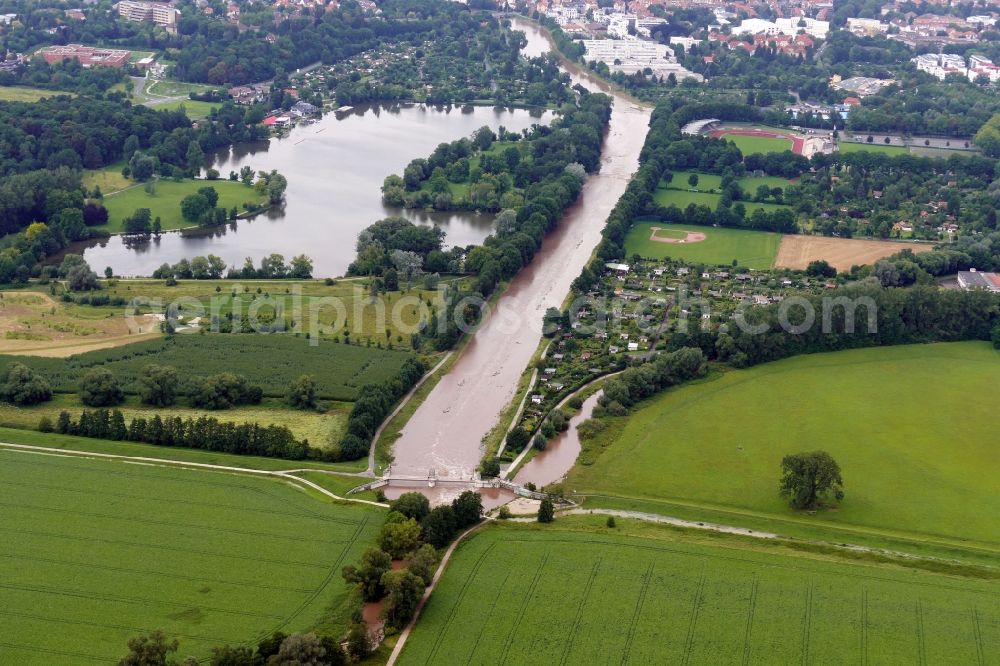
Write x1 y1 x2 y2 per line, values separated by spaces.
775 235 932 271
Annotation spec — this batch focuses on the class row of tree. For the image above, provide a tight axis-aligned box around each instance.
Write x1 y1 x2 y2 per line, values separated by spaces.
338 357 428 460
152 253 314 281
49 409 315 460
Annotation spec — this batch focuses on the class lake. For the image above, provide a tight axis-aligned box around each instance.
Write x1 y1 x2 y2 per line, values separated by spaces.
79 103 553 277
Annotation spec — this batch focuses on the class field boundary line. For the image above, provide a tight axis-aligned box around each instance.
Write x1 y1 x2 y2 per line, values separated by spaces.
800 580 813 666
386 520 490 666
916 599 927 666
681 568 706 666
465 567 513 665
0 441 388 508
621 562 654 665
860 586 869 666
497 549 551 666
558 557 602 666
423 541 498 664
972 608 985 665
742 575 759 666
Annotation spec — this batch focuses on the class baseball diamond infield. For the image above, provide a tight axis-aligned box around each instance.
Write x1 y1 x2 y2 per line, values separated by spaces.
649 227 707 244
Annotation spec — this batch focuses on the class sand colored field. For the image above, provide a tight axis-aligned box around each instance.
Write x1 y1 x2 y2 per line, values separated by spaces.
775 235 932 271
648 227 706 244
0 291 160 357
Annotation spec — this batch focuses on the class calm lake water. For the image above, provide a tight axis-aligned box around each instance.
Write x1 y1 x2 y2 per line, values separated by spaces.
79 104 552 277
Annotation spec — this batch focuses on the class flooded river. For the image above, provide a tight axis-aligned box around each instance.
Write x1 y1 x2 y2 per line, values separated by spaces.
79 104 552 277
386 18 651 494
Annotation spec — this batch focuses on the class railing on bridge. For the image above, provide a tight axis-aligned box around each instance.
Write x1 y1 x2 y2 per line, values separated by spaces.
347 467 570 504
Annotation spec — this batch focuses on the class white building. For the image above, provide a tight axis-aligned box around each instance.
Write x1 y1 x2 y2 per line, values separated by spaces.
581 38 703 81
775 17 830 38
734 17 829 39
846 17 888 36
733 18 781 36
118 1 178 32
670 36 700 52
911 53 969 80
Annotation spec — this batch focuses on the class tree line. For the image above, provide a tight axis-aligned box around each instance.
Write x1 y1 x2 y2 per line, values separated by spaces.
49 408 315 460
338 356 427 460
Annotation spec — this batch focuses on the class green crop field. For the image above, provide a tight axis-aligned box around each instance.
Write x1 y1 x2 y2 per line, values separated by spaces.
397 518 999 665
151 99 223 119
652 189 790 214
0 447 381 664
723 134 792 155
625 221 781 269
99 179 266 232
567 342 1000 548
0 85 67 102
837 141 909 156
0 333 414 402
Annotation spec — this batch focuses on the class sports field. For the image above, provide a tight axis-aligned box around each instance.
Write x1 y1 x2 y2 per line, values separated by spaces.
625 222 781 269
775 234 931 271
652 189 791 214
0 447 381 664
397 518 999 665
100 179 266 232
566 342 1000 547
708 127 801 155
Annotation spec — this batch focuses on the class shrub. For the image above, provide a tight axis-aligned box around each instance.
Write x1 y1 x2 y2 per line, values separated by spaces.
1 362 52 406
79 367 124 407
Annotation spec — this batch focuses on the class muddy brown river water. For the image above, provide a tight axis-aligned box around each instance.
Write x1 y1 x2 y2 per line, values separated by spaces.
385 18 651 502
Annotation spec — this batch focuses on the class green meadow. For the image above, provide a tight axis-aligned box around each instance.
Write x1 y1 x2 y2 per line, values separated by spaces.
652 188 791 214
624 221 781 269
662 171 793 194
397 518 999 665
152 99 224 119
566 342 1000 549
0 85 67 102
0 447 381 664
99 179 266 232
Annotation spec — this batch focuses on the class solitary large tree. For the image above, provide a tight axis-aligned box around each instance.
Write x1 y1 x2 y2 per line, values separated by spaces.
779 451 844 510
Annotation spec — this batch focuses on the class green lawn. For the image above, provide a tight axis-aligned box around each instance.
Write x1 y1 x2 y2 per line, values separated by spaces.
567 342 1000 548
724 134 792 155
652 189 790 214
0 447 381 664
152 99 223 119
82 162 130 194
99 179 266 232
837 141 909 156
144 79 222 98
663 172 793 194
0 85 68 102
397 518 999 665
624 221 781 269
